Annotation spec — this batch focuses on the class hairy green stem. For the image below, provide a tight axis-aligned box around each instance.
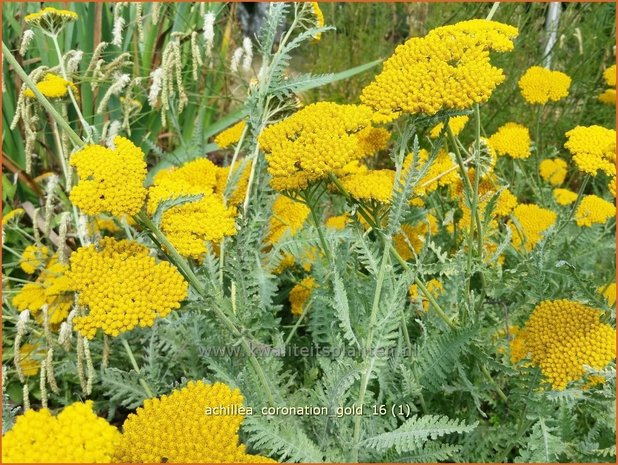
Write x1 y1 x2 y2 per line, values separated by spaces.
121 338 154 398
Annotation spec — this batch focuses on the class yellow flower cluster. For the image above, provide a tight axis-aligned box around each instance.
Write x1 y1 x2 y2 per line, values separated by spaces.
19 244 49 274
393 215 438 261
13 256 73 325
599 283 616 307
311 2 325 40
114 380 274 463
259 102 387 191
564 125 616 177
2 401 120 463
409 278 443 312
517 66 571 104
289 277 317 316
266 196 310 245
148 158 238 259
325 214 349 230
24 7 78 28
217 163 251 206
2 208 25 226
341 169 396 204
404 149 459 198
23 73 78 100
539 158 567 186
69 238 188 339
574 195 615 227
598 88 616 105
429 115 469 139
360 20 518 122
511 300 616 390
599 65 616 105
488 122 531 159
17 343 45 377
215 121 246 148
553 188 578 206
70 137 147 217
604 65 616 86
508 204 557 251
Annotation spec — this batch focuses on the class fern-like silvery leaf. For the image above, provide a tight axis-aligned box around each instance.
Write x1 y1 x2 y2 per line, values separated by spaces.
152 194 203 228
332 270 360 348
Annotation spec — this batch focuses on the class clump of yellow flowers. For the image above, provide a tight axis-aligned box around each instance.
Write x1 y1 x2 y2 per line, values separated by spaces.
18 244 49 274
564 125 616 177
341 169 396 204
511 300 616 390
553 188 578 206
215 120 247 148
69 237 188 339
2 401 120 463
289 276 317 316
539 158 568 186
598 64 616 105
518 66 571 104
488 122 531 159
508 204 557 251
24 7 78 35
574 194 616 227
23 73 78 100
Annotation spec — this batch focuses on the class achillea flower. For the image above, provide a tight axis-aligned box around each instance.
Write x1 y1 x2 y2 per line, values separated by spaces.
215 121 246 148
409 278 443 311
360 20 518 122
553 188 578 206
598 88 616 105
488 122 531 159
429 115 469 139
2 401 119 463
403 149 460 199
215 163 251 206
17 343 45 377
70 137 147 217
290 277 317 316
12 257 73 324
341 169 396 204
24 7 78 35
574 195 615 227
19 245 49 274
69 238 188 339
259 102 386 191
518 66 571 104
564 125 616 177
494 188 519 216
114 380 274 463
2 208 25 225
609 177 616 197
511 299 616 390
508 204 557 251
23 73 78 100
325 214 349 230
393 215 438 261
310 2 325 40
266 196 310 245
599 283 616 307
539 158 568 186
603 64 616 87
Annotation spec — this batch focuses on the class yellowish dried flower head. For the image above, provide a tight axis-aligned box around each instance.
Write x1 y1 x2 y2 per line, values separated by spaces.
393 215 438 261
429 115 469 139
409 278 443 312
70 137 147 217
488 122 531 159
599 283 616 307
574 195 615 227
310 2 325 40
259 102 386 191
325 214 349 230
290 277 317 316
215 121 246 148
341 169 396 204
23 73 78 100
19 244 49 274
511 300 616 390
24 7 78 35
509 204 557 251
539 158 567 186
360 20 518 122
69 238 188 339
603 64 616 87
12 256 73 325
2 401 119 463
598 88 616 105
2 208 25 226
114 380 274 463
266 196 310 245
564 125 616 177
518 66 571 104
553 188 578 206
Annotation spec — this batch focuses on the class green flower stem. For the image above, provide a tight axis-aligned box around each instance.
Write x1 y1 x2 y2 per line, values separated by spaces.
479 362 508 403
121 338 155 398
3 42 83 148
284 301 312 347
135 212 275 406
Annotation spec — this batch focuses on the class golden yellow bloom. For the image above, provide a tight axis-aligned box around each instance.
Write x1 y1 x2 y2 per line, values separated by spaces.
609 177 616 198
2 208 25 226
509 204 557 251
325 214 349 230
114 380 273 463
553 188 578 206
598 88 616 105
259 102 386 191
289 277 317 316
19 245 50 274
404 149 459 198
511 300 616 390
2 401 119 463
539 158 568 186
360 20 518 122
23 73 78 100
574 195 615 227
12 256 73 325
341 169 396 204
494 188 518 217
266 196 310 245
215 163 250 206
409 278 443 312
393 215 438 261
17 343 45 377
488 122 531 159
69 238 188 339
215 121 246 148
429 115 469 139
599 283 616 307
603 64 616 87
70 137 147 217
518 66 571 104
310 2 325 40
564 125 616 177
24 7 78 35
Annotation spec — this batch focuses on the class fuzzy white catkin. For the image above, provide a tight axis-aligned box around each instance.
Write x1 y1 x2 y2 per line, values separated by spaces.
106 120 122 148
242 37 253 72
96 73 130 113
66 50 84 74
148 67 164 107
112 16 125 47
203 12 216 58
19 30 35 56
230 47 244 73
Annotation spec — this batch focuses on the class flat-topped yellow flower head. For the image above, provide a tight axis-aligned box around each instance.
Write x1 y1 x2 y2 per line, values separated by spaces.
488 122 531 159
539 158 568 186
574 195 615 227
564 125 616 177
518 66 571 104
25 7 78 35
23 73 78 100
508 204 557 251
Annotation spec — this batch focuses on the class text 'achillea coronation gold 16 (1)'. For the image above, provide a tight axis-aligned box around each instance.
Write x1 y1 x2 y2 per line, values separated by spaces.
68 237 188 339
360 19 519 122
114 380 275 463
